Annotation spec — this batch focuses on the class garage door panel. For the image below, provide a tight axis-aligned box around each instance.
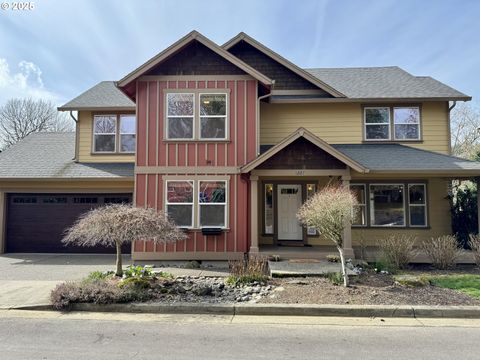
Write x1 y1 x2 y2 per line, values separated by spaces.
6 193 132 253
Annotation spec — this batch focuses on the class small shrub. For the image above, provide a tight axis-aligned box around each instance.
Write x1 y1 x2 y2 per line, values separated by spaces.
326 272 343 286
118 277 151 289
372 259 396 274
227 255 269 285
83 271 115 283
326 254 340 263
468 234 480 266
394 275 430 287
377 234 418 270
422 235 461 269
225 274 269 287
123 265 155 279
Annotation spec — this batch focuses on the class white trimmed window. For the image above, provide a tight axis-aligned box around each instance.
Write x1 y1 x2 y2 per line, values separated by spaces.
166 93 194 139
93 115 117 152
364 107 390 140
200 94 227 139
409 184 427 227
394 107 421 140
165 180 194 228
264 183 274 234
369 184 405 227
351 184 367 226
199 181 227 228
120 115 136 153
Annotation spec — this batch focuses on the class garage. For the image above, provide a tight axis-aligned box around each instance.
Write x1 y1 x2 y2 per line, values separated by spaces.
5 193 132 253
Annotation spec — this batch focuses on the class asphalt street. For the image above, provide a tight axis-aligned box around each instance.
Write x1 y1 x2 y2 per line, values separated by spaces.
1 311 480 359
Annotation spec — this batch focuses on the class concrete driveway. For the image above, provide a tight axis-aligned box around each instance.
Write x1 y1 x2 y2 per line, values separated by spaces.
0 254 132 309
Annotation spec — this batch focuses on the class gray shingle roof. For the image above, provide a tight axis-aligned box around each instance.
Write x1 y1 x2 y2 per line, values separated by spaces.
58 81 135 111
305 66 470 100
0 133 134 179
332 143 480 173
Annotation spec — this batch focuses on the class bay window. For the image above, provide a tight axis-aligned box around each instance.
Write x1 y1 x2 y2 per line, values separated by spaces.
165 181 194 228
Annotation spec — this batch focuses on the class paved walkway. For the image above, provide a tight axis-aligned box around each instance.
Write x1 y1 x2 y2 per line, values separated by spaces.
0 254 229 309
268 259 356 276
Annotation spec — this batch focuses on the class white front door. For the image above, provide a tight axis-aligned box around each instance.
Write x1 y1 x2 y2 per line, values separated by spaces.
277 184 303 241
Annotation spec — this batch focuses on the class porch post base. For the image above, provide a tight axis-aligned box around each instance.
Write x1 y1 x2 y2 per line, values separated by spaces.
249 246 260 253
342 247 355 259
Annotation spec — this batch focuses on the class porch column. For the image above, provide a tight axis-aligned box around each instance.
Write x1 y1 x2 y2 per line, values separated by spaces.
249 175 259 253
342 175 355 258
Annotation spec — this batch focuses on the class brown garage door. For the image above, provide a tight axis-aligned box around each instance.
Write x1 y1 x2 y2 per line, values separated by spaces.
6 193 132 253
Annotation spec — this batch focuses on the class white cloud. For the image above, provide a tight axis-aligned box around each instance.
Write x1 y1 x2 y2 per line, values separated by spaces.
0 58 60 105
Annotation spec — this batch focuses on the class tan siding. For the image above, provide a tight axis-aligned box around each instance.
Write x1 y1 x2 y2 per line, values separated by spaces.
260 101 450 154
77 111 136 163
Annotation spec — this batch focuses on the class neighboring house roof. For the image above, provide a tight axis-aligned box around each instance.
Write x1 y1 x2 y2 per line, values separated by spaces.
332 143 480 175
0 133 134 180
305 67 471 101
223 32 345 98
58 81 136 111
117 30 273 88
241 128 368 174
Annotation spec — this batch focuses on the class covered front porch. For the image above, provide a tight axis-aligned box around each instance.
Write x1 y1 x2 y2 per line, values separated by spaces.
243 128 480 262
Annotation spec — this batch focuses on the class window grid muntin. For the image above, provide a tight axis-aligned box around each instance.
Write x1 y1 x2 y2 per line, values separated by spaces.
166 93 195 140
165 180 194 228
408 183 427 227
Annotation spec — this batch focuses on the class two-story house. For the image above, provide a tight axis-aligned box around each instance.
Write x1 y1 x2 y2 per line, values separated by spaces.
1 31 479 261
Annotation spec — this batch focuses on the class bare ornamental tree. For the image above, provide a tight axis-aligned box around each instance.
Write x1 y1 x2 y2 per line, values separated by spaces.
0 98 73 149
62 204 187 276
450 101 480 160
297 185 358 287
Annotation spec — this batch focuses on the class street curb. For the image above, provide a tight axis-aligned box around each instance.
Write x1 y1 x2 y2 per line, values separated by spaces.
13 302 480 318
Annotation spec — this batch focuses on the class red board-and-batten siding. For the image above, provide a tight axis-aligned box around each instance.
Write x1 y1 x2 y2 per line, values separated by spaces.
134 78 258 260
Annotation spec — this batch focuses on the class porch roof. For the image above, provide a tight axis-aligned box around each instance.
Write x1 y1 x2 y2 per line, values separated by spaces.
247 128 480 176
333 143 480 175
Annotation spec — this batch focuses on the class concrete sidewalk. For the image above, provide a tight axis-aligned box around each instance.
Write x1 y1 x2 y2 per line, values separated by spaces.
0 281 59 309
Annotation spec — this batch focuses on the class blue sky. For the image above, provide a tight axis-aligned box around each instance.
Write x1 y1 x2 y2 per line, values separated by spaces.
0 0 478 106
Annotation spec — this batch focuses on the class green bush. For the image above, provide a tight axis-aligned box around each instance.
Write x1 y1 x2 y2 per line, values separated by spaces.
83 271 115 283
118 277 151 289
326 272 343 286
372 259 397 274
123 265 155 279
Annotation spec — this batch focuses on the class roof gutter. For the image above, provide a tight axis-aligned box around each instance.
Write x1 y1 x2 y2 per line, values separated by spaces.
256 82 274 155
68 111 79 162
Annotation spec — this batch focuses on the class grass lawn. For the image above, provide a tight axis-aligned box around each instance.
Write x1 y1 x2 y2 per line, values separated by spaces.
429 275 480 298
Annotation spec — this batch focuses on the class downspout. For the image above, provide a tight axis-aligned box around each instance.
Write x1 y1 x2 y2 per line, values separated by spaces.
69 111 80 162
447 101 457 155
256 80 275 156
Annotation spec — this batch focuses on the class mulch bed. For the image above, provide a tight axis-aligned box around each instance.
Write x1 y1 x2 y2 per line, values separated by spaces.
259 270 480 306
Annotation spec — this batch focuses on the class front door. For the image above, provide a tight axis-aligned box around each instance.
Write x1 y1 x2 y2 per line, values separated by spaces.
277 184 303 241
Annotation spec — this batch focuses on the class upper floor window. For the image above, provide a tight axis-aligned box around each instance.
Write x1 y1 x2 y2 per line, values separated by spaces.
166 92 227 141
93 114 136 153
200 94 227 139
364 106 421 141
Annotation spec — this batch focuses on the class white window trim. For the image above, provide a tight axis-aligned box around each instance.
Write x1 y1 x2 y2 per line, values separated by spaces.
393 106 421 141
408 183 428 227
198 93 228 140
166 93 195 140
119 114 136 153
369 183 406 227
351 183 367 227
165 180 195 229
364 107 391 141
93 114 117 153
198 180 228 229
